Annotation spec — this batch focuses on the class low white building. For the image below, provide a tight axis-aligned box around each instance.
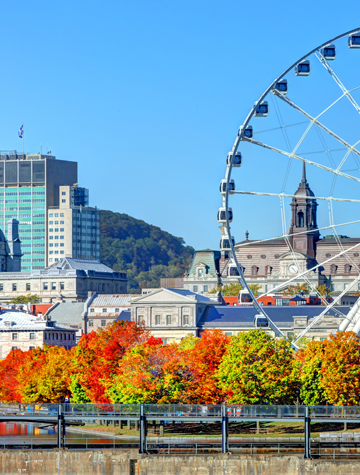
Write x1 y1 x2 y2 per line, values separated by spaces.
0 309 77 359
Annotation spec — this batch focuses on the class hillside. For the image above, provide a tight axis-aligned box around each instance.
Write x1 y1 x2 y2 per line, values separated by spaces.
100 210 194 292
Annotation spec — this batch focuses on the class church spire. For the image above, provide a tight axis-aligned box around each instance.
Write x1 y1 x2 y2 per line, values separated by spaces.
301 161 307 183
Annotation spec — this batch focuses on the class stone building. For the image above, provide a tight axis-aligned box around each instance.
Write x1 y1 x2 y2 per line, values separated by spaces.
0 309 77 359
130 288 350 344
184 164 360 296
0 257 127 302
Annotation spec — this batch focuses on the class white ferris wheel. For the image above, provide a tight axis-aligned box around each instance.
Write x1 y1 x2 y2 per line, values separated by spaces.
219 28 360 349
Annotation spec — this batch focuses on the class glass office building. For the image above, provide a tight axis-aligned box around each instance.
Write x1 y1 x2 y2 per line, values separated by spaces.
0 152 77 272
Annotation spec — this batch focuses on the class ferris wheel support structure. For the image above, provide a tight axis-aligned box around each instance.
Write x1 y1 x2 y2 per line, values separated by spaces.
222 28 360 350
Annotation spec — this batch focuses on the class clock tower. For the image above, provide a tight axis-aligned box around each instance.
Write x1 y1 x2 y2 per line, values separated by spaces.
289 163 320 258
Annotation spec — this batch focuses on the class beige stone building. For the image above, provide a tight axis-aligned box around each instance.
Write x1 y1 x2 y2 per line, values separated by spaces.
0 309 77 359
0 257 127 302
130 288 351 344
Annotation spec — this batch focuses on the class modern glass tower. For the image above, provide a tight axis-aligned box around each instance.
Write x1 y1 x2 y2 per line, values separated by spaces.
0 152 77 272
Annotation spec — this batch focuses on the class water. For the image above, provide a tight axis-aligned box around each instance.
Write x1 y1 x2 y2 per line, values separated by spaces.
0 421 128 447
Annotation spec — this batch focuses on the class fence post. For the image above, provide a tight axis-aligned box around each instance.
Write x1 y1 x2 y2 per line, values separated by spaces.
304 406 311 459
57 404 62 449
139 404 146 454
221 405 228 454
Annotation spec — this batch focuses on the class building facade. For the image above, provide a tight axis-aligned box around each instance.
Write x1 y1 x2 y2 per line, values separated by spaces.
130 288 351 344
47 185 100 265
0 309 77 359
0 257 127 303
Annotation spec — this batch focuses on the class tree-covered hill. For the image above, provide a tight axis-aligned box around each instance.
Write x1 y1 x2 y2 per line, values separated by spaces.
100 210 194 292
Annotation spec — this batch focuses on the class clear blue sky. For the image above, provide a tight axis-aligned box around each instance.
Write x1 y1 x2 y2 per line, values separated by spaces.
0 1 359 250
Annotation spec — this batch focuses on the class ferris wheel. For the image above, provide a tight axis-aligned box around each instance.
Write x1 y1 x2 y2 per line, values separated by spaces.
220 28 360 349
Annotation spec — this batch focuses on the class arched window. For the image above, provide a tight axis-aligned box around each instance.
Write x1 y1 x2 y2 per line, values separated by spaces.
330 265 337 274
252 266 258 275
265 265 272 275
298 212 304 227
345 265 351 274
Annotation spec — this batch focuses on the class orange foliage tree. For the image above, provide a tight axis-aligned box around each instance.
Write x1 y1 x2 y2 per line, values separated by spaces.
0 349 28 402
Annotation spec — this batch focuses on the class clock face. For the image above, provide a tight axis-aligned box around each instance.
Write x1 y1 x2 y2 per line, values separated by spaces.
289 264 298 274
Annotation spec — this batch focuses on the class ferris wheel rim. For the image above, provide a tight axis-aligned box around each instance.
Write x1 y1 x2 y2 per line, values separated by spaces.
222 28 360 348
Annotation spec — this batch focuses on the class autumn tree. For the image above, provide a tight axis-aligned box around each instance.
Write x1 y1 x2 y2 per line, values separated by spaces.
217 330 300 404
18 346 75 402
73 320 150 402
0 349 28 402
297 340 327 405
319 332 360 405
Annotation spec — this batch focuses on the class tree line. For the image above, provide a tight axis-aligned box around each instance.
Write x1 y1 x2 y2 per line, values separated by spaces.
0 323 359 405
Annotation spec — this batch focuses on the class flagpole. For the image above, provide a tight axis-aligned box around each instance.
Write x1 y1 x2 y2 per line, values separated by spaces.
22 123 24 154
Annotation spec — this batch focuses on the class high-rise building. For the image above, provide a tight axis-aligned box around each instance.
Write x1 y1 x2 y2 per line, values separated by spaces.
0 152 78 272
47 184 100 264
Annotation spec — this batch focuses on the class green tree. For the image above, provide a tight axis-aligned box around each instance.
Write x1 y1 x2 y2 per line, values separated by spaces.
217 330 300 404
298 341 327 405
10 295 39 304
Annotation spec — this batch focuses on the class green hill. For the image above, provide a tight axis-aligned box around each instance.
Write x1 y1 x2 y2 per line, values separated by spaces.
100 210 194 292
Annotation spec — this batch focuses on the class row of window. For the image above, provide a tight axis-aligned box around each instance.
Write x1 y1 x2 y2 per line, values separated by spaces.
49 213 64 217
0 282 66 292
90 308 120 313
49 251 64 255
88 320 107 327
44 332 74 341
12 332 36 340
49 236 64 240
193 285 208 292
138 315 190 325
49 243 64 247
49 228 64 232
330 265 352 274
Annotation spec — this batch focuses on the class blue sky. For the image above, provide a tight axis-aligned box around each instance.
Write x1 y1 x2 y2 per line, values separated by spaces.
1 1 360 249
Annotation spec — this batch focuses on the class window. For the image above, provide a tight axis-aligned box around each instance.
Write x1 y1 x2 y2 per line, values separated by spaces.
52 333 55 340
198 268 204 278
51 282 56 290
345 283 349 290
30 333 35 340
60 282 64 290
49 244 53 247
193 286 198 292
12 283 17 291
90 308 94 313
49 221 53 225
60 243 64 247
43 282 48 290
55 236 59 240
331 265 337 274
49 259 53 262
203 285 208 292
49 228 53 232
56 333 59 340
101 320 106 327
265 266 272 275
0 284 3 291
166 315 172 325
55 221 58 225
60 213 64 217
60 221 64 224
345 265 351 274
60 228 64 232
252 266 258 275
103 308 107 313
298 211 304 227
49 213 53 217
12 333 18 340
89 320 94 327
115 308 120 313
11 347 18 351
26 283 31 291
225 332 232 336
29 346 35 351
55 228 58 232
183 315 189 325
49 236 53 240
162 339 168 345
55 213 58 217
55 243 59 247
138 316 145 324
62 191 66 195
62 199 66 203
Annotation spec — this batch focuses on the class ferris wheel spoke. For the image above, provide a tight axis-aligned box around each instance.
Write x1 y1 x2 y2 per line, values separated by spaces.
293 275 360 343
273 91 360 159
316 52 360 115
243 137 360 184
232 190 360 203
